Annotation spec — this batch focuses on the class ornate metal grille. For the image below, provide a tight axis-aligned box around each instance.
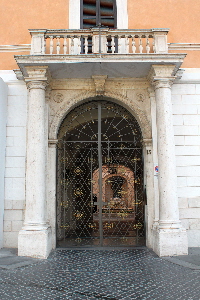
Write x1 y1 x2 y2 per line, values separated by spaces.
57 101 145 247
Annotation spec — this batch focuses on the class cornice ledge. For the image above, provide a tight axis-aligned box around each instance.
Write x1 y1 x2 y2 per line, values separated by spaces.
14 53 187 64
168 43 200 51
0 44 31 52
13 69 24 81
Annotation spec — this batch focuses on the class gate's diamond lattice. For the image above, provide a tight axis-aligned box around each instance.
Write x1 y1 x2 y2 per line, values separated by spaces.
57 101 145 247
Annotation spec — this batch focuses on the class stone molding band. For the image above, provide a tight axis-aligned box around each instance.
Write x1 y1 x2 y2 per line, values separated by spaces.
48 139 58 148
143 139 152 147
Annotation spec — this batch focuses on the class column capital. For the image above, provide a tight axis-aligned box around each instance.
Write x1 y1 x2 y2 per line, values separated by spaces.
26 81 48 91
148 65 177 89
152 79 175 90
24 66 49 89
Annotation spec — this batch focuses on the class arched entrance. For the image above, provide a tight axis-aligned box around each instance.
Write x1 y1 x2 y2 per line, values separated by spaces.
56 100 145 247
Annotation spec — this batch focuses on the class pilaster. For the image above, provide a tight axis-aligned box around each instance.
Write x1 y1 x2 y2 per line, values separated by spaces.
148 65 188 256
142 139 154 248
48 139 58 250
148 87 159 230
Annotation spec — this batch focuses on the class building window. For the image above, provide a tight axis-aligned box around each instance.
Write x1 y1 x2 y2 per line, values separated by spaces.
81 0 117 29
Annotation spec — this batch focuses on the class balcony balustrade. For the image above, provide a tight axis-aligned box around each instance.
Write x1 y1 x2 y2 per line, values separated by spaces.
16 27 186 80
29 28 169 56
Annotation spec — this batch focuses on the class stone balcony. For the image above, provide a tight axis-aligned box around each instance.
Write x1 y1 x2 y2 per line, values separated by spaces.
30 28 169 55
15 28 186 79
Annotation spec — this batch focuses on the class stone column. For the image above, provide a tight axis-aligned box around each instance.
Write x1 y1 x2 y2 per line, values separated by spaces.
18 66 52 259
149 65 188 256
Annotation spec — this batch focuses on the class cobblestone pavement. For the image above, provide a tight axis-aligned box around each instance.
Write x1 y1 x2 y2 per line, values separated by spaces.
0 248 200 300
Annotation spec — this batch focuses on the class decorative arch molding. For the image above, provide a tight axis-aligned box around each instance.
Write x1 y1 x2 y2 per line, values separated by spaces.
49 90 151 140
104 90 151 140
49 90 94 140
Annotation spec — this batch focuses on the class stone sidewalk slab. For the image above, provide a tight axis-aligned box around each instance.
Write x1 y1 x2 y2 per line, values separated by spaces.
0 248 41 270
163 247 200 270
0 247 199 299
0 256 40 270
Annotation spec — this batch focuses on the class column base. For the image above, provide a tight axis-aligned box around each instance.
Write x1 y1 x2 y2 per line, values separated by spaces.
18 226 52 259
153 227 188 257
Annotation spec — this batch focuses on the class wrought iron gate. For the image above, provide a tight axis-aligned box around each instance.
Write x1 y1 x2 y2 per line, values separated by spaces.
57 101 145 247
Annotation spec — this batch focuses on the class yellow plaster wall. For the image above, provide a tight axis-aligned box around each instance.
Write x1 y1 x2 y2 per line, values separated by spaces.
128 0 200 68
0 0 69 70
0 0 200 70
169 51 200 68
1 0 69 44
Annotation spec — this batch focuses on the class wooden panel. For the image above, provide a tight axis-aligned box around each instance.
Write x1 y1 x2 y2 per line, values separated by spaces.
81 0 116 28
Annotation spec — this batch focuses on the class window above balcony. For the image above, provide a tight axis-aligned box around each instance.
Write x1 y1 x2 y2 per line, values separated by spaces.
81 0 117 29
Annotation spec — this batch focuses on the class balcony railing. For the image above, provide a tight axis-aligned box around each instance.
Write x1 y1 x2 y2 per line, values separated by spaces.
29 28 169 56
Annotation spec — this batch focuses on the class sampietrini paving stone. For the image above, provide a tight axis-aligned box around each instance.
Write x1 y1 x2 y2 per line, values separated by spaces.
0 248 199 300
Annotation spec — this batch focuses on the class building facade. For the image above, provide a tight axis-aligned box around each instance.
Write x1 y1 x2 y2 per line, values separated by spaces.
0 0 200 258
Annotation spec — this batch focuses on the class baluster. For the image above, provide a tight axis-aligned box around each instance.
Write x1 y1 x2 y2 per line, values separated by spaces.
125 36 129 54
153 37 156 53
44 38 46 54
71 36 74 54
63 36 67 54
56 36 60 54
118 37 122 54
146 36 150 53
106 37 109 53
111 35 115 53
139 35 143 53
50 36 54 54
132 36 136 53
92 35 94 53
77 36 81 54
84 36 88 54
